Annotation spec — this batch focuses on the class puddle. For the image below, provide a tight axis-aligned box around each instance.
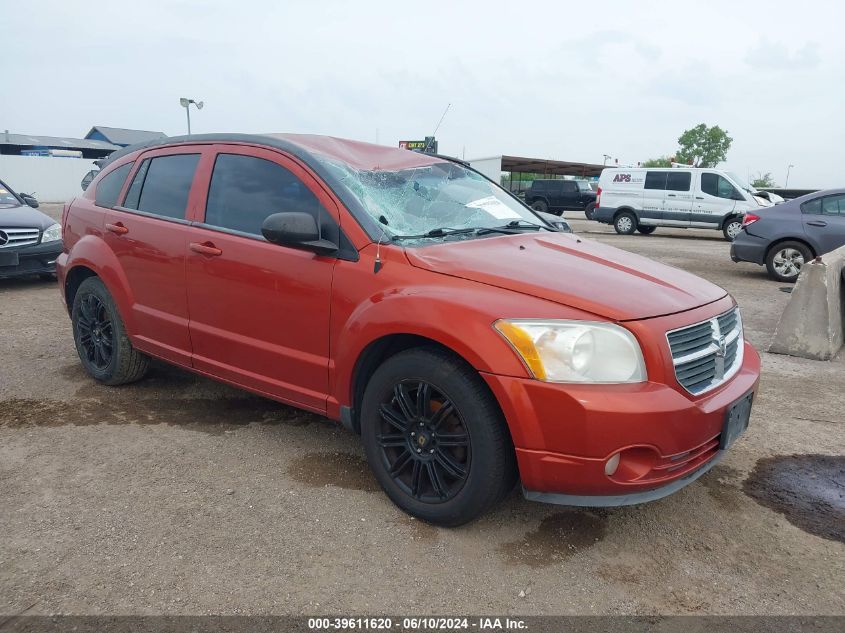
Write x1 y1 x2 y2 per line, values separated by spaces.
0 395 322 435
743 454 844 544
499 510 607 567
287 451 380 493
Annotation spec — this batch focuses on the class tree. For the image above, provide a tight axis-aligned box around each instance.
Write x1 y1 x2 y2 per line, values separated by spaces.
641 156 673 167
676 124 732 168
751 172 776 188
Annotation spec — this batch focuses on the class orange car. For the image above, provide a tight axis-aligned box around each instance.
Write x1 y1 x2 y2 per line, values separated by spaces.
57 134 760 525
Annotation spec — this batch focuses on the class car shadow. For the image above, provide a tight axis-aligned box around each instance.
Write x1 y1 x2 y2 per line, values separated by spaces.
0 275 58 291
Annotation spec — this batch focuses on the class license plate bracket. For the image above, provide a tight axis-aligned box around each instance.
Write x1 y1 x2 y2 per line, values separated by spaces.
720 391 753 450
0 251 20 267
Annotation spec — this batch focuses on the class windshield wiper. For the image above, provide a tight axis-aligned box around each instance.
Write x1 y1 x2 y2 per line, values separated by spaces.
392 221 549 241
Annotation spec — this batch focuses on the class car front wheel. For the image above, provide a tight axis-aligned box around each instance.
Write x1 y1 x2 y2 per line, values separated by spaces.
765 241 812 283
723 218 743 241
584 202 596 220
531 200 548 213
72 277 150 385
361 348 517 526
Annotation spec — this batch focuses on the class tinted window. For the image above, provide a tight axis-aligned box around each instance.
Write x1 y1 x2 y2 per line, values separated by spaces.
801 198 822 215
205 154 326 235
123 159 149 210
532 181 547 191
561 181 578 193
701 173 738 199
821 195 845 216
644 171 668 190
124 154 200 219
666 171 691 191
94 163 133 208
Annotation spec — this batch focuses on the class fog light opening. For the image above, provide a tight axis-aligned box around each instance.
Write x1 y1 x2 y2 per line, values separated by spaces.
604 453 621 477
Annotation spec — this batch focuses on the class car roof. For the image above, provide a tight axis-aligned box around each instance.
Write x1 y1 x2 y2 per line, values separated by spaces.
98 133 456 242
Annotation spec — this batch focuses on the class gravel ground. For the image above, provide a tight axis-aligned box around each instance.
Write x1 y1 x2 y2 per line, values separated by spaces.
1 205 842 616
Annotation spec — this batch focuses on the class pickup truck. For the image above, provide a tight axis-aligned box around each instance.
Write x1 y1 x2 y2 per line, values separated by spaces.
524 179 597 217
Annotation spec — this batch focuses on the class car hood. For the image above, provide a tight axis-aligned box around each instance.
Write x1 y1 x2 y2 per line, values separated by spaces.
404 232 727 321
0 205 56 230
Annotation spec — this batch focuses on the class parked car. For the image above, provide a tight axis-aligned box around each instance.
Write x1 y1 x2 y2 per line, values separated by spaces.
593 167 761 241
524 179 597 217
731 188 845 282
0 178 62 280
57 134 760 525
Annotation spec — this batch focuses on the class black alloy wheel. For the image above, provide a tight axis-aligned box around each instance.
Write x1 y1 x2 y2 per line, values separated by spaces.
376 380 470 503
76 293 114 371
360 348 517 526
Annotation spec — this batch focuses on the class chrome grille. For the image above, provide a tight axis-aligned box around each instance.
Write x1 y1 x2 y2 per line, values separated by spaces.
666 307 744 395
0 227 40 249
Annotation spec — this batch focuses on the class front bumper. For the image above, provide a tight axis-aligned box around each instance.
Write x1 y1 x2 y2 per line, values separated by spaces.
0 241 63 279
730 231 767 265
482 341 761 504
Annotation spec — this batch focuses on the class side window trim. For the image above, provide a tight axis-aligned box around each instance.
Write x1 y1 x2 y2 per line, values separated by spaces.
112 205 193 226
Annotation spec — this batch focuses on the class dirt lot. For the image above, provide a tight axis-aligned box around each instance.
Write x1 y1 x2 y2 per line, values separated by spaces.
1 205 843 616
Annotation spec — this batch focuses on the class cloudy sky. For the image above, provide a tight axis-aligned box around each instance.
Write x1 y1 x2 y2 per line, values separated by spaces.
3 0 842 188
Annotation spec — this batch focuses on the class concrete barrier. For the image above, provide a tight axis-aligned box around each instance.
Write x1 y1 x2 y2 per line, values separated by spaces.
0 155 97 202
769 245 845 360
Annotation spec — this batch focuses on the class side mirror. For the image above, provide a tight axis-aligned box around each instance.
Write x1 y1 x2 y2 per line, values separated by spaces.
21 194 39 208
261 212 337 255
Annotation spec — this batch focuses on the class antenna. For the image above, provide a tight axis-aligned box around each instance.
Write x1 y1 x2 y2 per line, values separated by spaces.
374 225 387 273
425 103 451 152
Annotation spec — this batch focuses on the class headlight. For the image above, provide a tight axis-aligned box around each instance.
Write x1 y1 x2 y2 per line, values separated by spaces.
494 319 647 383
42 223 62 243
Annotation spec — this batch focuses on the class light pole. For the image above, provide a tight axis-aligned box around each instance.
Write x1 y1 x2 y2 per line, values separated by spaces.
179 97 204 135
785 164 794 188
602 154 611 166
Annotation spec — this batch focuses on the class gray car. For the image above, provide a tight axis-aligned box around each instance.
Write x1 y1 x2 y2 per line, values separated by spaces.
730 188 845 282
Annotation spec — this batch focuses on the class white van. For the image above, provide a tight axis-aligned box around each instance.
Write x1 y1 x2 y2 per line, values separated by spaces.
593 167 761 241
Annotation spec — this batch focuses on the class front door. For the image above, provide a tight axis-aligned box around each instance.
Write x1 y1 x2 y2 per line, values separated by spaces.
693 172 737 228
801 193 845 254
184 145 338 412
104 148 204 365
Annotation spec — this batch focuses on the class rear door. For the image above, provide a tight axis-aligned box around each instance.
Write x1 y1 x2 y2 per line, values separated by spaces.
693 172 737 227
801 193 845 254
184 145 339 412
105 147 204 365
642 171 667 224
663 171 693 225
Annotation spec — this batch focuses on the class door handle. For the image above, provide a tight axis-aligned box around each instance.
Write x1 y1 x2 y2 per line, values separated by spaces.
667 194 677 197
190 241 223 256
695 196 704 200
806 220 827 227
105 222 129 235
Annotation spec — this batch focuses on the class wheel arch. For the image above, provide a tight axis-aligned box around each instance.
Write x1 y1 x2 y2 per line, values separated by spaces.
765 236 816 260
613 206 638 220
344 334 494 435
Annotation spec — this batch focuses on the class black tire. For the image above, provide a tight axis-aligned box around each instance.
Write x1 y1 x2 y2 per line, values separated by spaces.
360 348 517 526
637 225 656 235
723 217 743 242
765 241 812 283
72 277 150 385
584 202 596 220
614 211 637 235
531 200 548 213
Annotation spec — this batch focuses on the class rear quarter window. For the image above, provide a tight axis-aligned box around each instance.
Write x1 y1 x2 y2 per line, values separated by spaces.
94 163 133 208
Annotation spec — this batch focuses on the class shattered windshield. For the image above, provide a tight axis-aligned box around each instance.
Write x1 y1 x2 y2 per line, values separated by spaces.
324 159 548 244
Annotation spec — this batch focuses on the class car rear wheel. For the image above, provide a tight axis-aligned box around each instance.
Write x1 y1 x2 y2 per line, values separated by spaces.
637 225 656 235
765 241 812 283
584 202 596 220
72 277 150 385
531 200 548 213
723 218 743 241
360 348 517 526
614 212 637 235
